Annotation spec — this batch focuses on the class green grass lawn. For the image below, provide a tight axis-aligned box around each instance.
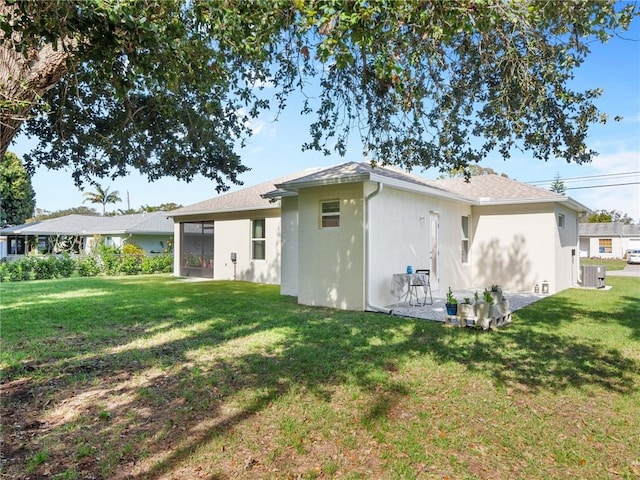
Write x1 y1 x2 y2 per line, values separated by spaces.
580 257 628 271
1 275 639 479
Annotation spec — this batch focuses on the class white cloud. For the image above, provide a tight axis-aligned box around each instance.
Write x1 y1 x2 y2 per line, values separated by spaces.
589 151 640 173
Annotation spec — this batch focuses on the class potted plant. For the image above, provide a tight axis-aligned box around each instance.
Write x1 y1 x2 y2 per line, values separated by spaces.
489 284 503 304
458 297 474 318
501 295 509 313
475 288 492 330
445 287 458 316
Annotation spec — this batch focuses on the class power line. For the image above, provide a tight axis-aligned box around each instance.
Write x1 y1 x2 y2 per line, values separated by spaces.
527 171 640 185
564 181 640 190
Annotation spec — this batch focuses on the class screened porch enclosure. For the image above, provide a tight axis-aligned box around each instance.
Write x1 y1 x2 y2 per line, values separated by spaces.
180 221 214 277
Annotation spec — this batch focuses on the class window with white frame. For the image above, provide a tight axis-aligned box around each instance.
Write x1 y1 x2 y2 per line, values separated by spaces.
251 219 266 260
557 213 565 228
461 216 469 263
321 200 340 228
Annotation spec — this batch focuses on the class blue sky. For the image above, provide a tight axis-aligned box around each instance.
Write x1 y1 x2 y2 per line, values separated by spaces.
9 18 640 221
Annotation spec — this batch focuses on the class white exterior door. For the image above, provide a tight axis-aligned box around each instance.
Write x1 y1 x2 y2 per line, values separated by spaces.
430 214 439 291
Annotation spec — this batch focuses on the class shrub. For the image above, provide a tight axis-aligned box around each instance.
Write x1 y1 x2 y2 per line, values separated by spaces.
122 243 145 256
32 256 58 280
157 254 173 273
77 256 101 277
141 254 173 274
120 255 142 275
0 261 10 282
99 246 121 276
1 258 34 282
56 254 76 278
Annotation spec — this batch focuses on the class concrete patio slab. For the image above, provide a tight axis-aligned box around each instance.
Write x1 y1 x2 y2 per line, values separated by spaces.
388 289 547 322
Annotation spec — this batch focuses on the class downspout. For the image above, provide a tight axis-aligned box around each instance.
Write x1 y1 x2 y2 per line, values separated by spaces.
364 182 392 314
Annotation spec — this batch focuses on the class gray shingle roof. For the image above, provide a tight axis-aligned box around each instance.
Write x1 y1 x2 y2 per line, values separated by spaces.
0 212 173 236
428 174 564 202
166 161 588 218
276 161 432 189
578 222 640 237
168 169 322 216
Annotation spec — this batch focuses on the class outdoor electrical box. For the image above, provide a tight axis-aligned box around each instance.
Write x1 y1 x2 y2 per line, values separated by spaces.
230 252 237 263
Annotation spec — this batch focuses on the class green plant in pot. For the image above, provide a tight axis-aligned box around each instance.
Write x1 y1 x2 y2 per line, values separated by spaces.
489 284 503 304
458 296 475 320
475 288 492 330
445 287 458 315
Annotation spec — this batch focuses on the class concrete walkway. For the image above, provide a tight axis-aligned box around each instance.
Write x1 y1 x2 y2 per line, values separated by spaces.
389 288 547 322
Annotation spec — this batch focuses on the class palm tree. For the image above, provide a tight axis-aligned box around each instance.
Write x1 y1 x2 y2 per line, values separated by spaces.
83 185 121 215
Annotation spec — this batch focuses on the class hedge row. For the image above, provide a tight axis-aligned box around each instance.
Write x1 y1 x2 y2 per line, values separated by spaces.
0 253 173 282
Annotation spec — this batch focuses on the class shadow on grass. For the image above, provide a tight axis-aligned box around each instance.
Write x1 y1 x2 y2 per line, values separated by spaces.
1 276 638 478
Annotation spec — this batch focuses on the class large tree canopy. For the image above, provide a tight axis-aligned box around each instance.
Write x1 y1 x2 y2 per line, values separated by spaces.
0 151 35 225
1 0 637 189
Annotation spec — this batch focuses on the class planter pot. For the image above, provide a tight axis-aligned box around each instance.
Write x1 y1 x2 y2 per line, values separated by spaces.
458 303 475 318
501 299 510 312
489 291 503 305
445 303 458 316
475 301 490 330
489 304 502 318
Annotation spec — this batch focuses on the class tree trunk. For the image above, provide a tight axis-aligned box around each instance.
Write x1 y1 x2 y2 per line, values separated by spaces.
0 2 72 158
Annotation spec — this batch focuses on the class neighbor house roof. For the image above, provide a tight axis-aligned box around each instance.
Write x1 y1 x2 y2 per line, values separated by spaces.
578 222 640 237
0 212 173 236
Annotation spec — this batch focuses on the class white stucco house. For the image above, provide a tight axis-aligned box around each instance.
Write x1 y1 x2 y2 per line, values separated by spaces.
169 161 588 311
0 212 173 258
578 222 640 258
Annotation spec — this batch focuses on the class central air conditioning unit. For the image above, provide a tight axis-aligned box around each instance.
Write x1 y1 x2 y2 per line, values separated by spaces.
581 265 606 288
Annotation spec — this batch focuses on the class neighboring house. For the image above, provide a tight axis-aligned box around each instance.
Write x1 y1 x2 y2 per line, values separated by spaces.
169 161 588 311
0 212 174 258
578 223 640 258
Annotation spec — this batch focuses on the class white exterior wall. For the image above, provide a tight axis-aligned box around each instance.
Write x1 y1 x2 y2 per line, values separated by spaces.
471 204 557 293
280 196 299 296
297 183 365 310
554 205 580 292
214 216 281 284
366 183 472 307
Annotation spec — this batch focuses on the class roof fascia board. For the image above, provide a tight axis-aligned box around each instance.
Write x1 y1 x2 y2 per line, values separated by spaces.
475 196 589 212
170 206 281 223
167 204 280 218
275 173 371 191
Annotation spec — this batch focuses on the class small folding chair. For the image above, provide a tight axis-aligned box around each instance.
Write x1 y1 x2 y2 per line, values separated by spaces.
409 269 433 305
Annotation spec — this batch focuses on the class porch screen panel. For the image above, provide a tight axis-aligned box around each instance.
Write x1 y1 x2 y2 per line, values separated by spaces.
181 221 214 277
